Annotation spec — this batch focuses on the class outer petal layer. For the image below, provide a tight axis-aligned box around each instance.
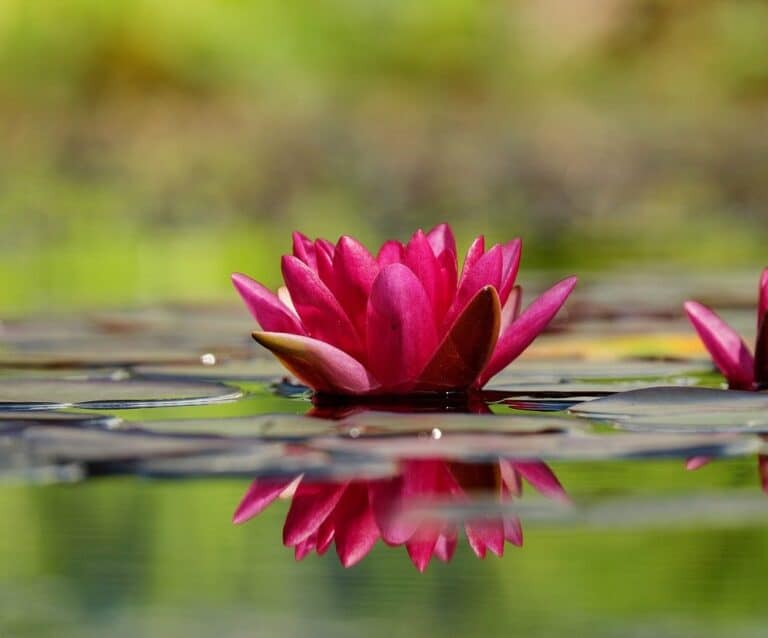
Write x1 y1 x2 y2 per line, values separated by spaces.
684 300 754 390
252 332 377 394
231 273 305 335
480 276 577 386
233 477 297 524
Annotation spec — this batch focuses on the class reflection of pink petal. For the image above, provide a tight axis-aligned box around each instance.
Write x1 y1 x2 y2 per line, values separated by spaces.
369 477 418 545
758 455 768 495
231 273 305 335
283 482 348 546
433 526 458 562
282 255 364 360
499 460 523 497
406 526 440 572
232 477 297 524
503 516 523 547
417 286 500 391
294 535 315 560
465 519 505 558
366 264 438 389
512 461 570 503
481 276 577 385
685 456 712 471
252 332 377 394
684 301 754 390
332 483 380 567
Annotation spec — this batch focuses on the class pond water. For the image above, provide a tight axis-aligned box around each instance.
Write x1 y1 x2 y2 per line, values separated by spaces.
2 274 768 638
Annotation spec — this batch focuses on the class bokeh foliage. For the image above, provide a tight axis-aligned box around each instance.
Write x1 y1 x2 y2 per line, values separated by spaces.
2 0 768 312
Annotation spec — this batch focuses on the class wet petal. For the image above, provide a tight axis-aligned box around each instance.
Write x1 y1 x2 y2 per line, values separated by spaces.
332 483 379 567
283 482 347 546
426 223 457 259
252 332 377 394
416 286 501 391
232 477 297 524
231 273 305 335
366 263 438 390
684 300 754 390
377 240 405 267
282 255 365 360
480 276 577 386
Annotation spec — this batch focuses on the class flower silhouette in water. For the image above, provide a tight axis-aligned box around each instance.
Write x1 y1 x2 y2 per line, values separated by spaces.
684 268 768 490
684 268 768 391
233 458 568 571
233 224 576 396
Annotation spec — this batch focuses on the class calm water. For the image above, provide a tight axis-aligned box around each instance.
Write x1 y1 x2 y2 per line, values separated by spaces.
2 277 768 638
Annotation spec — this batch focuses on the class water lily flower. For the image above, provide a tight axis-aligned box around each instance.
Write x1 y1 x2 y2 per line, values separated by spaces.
232 224 576 396
233 458 568 571
684 268 768 391
684 269 768 491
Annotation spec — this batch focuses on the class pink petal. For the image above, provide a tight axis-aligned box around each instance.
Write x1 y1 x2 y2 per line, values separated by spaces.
457 236 485 288
445 244 503 329
511 461 569 503
435 249 459 322
684 300 754 391
503 515 523 546
406 526 440 572
759 454 768 494
332 482 380 567
498 239 522 304
316 238 336 260
282 255 365 360
377 240 405 267
366 263 438 390
316 243 337 290
232 477 297 524
294 536 315 560
759 268 768 327
416 286 501 391
480 276 577 386
426 223 457 258
499 460 522 497
332 236 380 336
292 231 317 271
685 456 712 471
404 230 441 320
500 285 522 334
283 482 348 546
316 518 335 555
755 268 768 387
231 273 305 335
252 332 377 394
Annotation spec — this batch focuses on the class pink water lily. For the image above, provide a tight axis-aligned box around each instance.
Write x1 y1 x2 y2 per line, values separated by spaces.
684 268 768 391
684 268 768 492
232 224 576 395
233 458 568 571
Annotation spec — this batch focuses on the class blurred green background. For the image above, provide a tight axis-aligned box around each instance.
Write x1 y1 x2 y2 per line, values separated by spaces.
2 0 768 314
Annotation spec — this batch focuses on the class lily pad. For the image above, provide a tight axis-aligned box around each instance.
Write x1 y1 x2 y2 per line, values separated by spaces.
570 387 768 419
0 379 242 410
490 359 707 384
611 411 768 434
118 414 337 439
0 411 121 430
131 359 285 383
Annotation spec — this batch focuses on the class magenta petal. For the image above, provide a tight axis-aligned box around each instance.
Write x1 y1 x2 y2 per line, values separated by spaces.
759 268 768 327
366 263 438 390
232 477 296 524
292 231 318 271
282 255 365 360
445 244 503 329
377 240 405 267
404 230 441 316
231 273 305 335
480 276 577 386
512 461 570 503
252 332 377 394
316 518 335 555
406 528 440 572
332 483 379 567
684 300 754 390
500 286 522 334
294 536 315 560
465 519 505 557
499 460 523 497
458 236 485 287
369 477 419 545
283 482 347 546
333 236 380 336
416 286 501 391
503 516 523 546
433 526 458 562
426 223 457 259
498 239 522 304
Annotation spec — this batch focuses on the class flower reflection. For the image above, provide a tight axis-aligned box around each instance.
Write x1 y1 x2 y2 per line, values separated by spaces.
233 457 568 571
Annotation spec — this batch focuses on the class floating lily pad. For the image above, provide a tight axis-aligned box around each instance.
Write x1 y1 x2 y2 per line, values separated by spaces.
491 359 707 384
119 414 337 439
0 379 242 410
132 358 285 383
339 411 574 436
0 411 121 430
310 430 757 462
570 387 768 419
611 411 768 434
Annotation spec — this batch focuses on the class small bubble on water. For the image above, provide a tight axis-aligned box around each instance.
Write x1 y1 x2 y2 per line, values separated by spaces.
201 353 217 366
430 428 442 440
348 427 361 438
